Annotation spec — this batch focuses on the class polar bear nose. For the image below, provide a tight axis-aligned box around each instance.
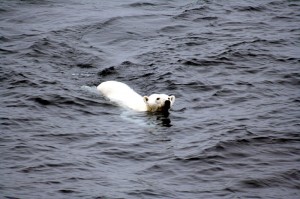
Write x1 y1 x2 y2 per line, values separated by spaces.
164 100 171 109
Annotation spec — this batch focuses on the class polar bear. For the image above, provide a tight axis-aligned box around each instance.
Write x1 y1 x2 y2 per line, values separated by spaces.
97 81 175 112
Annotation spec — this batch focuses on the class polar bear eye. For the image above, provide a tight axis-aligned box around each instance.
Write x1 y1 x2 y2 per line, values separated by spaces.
156 97 160 101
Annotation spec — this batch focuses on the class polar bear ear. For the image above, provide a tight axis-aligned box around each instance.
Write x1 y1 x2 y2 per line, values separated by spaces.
143 96 149 103
169 95 175 103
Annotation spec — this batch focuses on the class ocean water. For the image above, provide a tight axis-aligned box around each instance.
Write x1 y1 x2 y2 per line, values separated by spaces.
1 0 300 198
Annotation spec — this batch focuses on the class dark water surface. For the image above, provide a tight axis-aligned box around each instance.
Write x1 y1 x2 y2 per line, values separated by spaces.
1 0 300 198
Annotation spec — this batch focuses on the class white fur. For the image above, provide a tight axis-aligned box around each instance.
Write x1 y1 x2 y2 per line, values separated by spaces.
97 81 175 112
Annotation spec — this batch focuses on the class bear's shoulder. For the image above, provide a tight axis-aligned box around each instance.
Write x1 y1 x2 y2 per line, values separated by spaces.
97 81 148 111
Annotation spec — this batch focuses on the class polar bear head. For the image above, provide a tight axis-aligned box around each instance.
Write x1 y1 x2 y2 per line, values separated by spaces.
143 94 175 112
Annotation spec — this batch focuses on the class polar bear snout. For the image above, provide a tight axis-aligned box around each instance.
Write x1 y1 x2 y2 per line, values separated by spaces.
164 100 171 109
160 100 171 112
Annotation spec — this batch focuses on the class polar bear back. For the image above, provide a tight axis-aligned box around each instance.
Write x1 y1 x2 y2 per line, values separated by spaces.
97 81 148 111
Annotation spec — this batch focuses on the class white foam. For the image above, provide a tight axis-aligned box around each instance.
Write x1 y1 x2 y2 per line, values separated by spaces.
81 85 100 96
